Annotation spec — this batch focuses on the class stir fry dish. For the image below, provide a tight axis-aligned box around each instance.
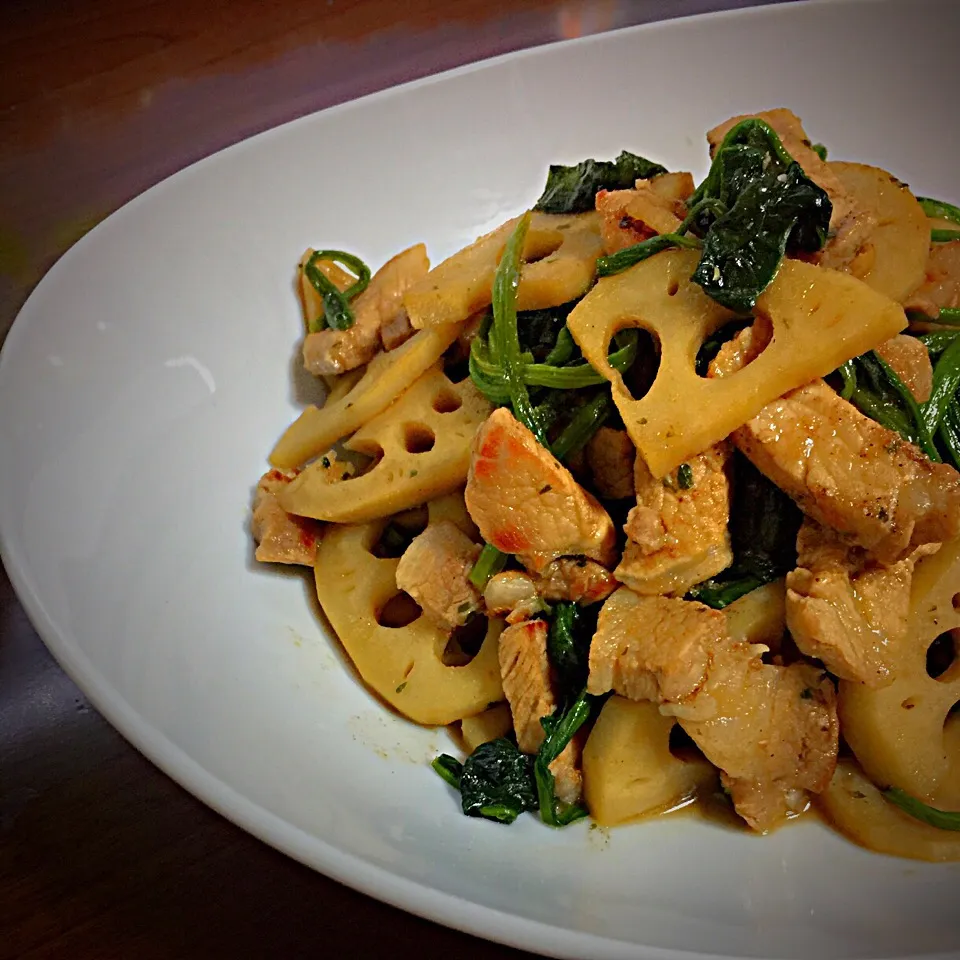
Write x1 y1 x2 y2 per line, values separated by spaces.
252 108 960 860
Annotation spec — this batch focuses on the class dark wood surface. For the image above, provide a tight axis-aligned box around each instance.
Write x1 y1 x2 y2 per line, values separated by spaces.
0 2 777 956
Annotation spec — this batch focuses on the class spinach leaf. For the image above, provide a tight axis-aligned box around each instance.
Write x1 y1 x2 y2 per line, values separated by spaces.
534 151 667 215
883 787 960 830
811 142 828 161
689 119 832 313
535 690 594 827
547 602 599 704
923 335 960 439
434 739 539 824
687 453 802 609
844 351 938 460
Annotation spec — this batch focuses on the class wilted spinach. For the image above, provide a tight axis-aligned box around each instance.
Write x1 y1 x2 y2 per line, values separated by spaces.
546 601 599 705
839 351 938 460
534 690 594 827
884 788 960 831
687 453 802 609
534 151 667 215
687 120 832 312
433 739 538 824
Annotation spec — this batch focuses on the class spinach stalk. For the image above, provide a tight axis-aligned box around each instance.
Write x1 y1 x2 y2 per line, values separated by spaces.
922 335 960 439
535 690 593 827
303 249 371 332
596 233 701 278
883 788 960 830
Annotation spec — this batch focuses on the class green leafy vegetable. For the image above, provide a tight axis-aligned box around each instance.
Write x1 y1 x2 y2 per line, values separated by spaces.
469 329 638 404
491 213 545 442
687 454 802 609
922 335 960 439
549 391 612 461
535 690 594 827
595 233 701 278
811 142 828 161
844 351 938 460
689 119 832 312
677 463 694 489
534 151 667 215
303 249 371 332
432 754 463 789
547 602 599 704
938 402 960 471
883 787 960 831
468 542 509 589
434 739 539 824
932 229 960 243
918 196 960 225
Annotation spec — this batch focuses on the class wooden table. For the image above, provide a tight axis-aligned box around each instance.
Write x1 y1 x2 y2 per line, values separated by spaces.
0 2 777 956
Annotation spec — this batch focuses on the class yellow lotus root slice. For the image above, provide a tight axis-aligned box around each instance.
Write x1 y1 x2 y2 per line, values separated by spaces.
840 536 960 799
566 249 906 478
403 211 604 328
314 519 503 725
819 759 960 863
822 162 930 303
270 323 461 469
279 363 491 523
583 696 715 826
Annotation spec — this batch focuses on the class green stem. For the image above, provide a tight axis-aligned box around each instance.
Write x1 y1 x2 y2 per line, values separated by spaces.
922 335 960 437
468 542 510 589
932 229 960 243
492 213 545 443
550 392 611 461
883 787 960 830
596 232 701 277
918 196 960 226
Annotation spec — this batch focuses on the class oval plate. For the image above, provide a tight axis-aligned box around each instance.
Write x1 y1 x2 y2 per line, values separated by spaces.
2 1 959 957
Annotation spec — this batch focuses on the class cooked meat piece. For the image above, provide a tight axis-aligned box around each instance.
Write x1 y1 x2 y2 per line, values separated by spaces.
733 379 960 563
904 239 960 318
615 443 734 596
499 619 581 803
379 307 415 351
707 108 860 241
589 588 839 831
465 408 617 574
595 173 693 254
303 244 429 376
483 571 544 624
395 521 481 630
686 656 838 833
585 427 635 500
708 316 772 379
251 468 324 565
537 558 618 605
875 334 932 402
785 518 937 685
587 589 724 712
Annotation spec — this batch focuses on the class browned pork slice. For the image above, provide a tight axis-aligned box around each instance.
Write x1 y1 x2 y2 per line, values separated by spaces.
537 558 618 605
587 587 839 831
587 589 724 712
585 426 635 500
685 656 838 832
394 521 482 630
734 379 960 562
785 518 937 685
303 244 429 375
465 408 617 574
251 468 324 565
905 239 960 318
483 571 544 624
499 619 581 803
875 334 933 402
615 443 734 596
595 172 694 254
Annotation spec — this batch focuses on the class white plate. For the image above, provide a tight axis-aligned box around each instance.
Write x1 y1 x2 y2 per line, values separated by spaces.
2 1 960 956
